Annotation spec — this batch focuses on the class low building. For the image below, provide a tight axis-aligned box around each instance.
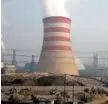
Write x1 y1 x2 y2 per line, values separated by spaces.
4 64 16 74
1 62 4 69
25 62 37 72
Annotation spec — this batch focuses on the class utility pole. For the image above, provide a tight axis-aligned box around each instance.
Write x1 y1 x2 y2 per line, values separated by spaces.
12 49 16 65
30 55 35 72
107 57 108 68
1 53 5 62
72 79 75 103
63 74 67 102
106 57 108 76
32 55 35 63
93 53 98 69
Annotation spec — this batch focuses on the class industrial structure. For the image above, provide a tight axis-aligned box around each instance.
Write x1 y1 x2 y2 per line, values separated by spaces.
37 16 79 75
4 64 16 74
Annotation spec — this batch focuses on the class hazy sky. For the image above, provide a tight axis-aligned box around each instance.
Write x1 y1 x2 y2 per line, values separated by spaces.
2 0 108 54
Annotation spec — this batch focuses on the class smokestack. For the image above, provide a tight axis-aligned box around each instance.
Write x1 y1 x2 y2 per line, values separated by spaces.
37 16 79 75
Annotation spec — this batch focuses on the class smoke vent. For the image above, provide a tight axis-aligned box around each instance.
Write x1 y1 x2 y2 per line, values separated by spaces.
37 16 79 75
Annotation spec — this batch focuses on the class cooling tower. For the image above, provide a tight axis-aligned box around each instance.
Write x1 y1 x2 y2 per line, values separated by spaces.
37 16 79 75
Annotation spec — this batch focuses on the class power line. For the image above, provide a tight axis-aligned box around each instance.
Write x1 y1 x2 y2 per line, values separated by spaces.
2 49 108 68
3 54 108 59
3 60 108 65
5 49 108 53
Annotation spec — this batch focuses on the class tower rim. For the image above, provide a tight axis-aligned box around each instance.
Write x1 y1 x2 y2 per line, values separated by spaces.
43 16 71 23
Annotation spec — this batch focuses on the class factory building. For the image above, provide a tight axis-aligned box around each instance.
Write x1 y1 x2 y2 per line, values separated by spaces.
25 62 37 72
4 64 16 74
1 62 16 74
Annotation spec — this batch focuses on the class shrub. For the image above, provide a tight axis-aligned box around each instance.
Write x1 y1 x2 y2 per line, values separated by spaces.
80 93 92 103
8 94 20 103
84 88 89 93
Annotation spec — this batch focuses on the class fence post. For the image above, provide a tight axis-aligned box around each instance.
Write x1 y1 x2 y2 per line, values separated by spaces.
64 74 67 102
72 80 75 103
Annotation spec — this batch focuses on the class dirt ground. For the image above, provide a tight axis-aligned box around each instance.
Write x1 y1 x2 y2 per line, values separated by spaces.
88 97 108 104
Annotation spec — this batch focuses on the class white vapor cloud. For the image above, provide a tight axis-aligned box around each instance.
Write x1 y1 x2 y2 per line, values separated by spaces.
41 0 88 18
41 0 70 18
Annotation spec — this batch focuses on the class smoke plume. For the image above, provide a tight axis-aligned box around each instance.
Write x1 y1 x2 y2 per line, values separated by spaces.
41 0 69 18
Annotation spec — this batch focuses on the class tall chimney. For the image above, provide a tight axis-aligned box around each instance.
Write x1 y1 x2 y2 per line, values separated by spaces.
37 16 79 75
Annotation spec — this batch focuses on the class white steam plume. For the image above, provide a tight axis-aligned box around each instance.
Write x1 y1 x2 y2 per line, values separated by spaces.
1 9 7 53
74 57 85 70
1 11 6 53
41 0 69 18
41 0 88 18
1 34 5 53
1 0 10 54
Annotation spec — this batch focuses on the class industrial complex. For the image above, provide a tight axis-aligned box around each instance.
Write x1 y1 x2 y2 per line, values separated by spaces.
1 0 108 103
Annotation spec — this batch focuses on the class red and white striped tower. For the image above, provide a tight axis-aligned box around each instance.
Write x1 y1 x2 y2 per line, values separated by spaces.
37 16 79 75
